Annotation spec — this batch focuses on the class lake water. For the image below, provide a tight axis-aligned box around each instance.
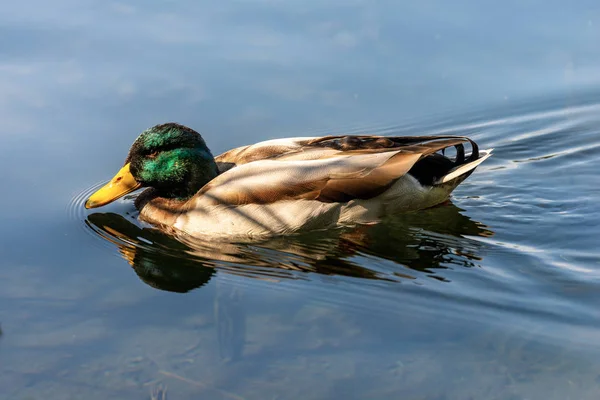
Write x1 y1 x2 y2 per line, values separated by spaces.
1 1 600 399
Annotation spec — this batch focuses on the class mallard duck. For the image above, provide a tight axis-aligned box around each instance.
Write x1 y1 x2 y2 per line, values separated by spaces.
85 123 492 237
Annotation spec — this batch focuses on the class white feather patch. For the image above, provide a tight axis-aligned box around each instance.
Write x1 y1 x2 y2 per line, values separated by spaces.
434 149 493 184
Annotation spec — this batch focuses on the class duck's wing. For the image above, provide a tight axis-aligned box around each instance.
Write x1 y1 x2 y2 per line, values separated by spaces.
216 134 478 160
198 135 480 206
214 137 321 172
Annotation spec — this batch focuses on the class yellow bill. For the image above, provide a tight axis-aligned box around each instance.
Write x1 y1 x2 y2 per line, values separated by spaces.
85 163 141 209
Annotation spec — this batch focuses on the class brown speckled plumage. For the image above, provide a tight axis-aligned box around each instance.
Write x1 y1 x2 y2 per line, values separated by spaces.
211 135 480 205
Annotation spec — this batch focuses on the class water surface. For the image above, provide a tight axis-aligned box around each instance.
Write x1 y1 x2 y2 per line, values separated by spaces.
1 1 600 399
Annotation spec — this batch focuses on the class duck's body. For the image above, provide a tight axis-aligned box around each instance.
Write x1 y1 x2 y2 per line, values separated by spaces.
85 124 492 238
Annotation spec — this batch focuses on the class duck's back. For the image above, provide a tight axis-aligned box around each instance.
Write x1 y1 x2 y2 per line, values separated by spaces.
215 134 489 185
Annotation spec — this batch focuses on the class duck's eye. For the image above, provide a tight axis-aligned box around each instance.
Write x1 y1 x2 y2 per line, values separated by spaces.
147 151 159 159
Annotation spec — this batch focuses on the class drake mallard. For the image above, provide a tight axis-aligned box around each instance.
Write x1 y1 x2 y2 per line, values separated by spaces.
85 123 492 237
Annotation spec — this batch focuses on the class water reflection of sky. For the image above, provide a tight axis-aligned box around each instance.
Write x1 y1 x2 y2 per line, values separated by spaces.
2 2 600 399
2 1 599 135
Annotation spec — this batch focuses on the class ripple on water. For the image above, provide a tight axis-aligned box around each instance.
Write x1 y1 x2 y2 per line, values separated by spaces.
68 181 144 253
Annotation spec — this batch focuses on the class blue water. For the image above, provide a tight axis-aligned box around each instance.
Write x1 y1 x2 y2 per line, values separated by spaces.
1 1 600 399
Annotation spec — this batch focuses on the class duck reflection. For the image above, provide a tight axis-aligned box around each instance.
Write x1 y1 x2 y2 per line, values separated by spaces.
85 213 216 293
86 205 492 362
85 203 493 293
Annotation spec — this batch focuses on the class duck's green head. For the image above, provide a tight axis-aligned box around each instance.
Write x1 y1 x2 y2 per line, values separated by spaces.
85 123 219 209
